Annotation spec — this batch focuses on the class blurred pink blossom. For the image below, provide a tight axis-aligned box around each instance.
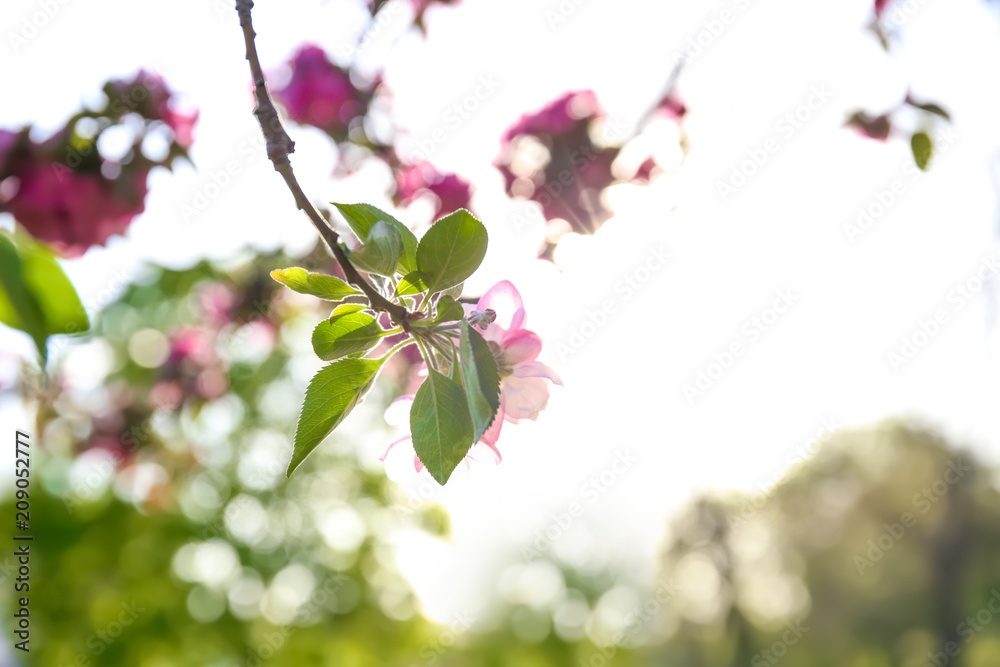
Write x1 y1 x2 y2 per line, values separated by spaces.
274 45 362 137
396 162 473 218
0 71 193 256
495 90 616 235
654 91 687 120
107 70 198 148
0 159 148 258
501 90 598 144
474 280 562 449
845 110 891 142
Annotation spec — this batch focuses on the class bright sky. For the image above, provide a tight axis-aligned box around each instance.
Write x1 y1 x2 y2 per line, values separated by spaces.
3 0 1000 627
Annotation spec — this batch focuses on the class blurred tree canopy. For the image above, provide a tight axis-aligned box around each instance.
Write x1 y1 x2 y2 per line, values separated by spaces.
650 422 1000 667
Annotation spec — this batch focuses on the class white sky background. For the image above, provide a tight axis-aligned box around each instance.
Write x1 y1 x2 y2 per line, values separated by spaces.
3 0 1000 627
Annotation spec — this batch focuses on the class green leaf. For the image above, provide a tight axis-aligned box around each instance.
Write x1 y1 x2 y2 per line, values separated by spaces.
911 132 933 171
0 232 89 362
0 235 46 354
459 319 501 443
270 267 362 301
348 220 404 276
329 303 369 318
908 100 951 121
434 296 465 324
441 282 464 301
410 368 475 485
290 357 385 476
395 270 429 297
312 311 384 361
415 209 488 294
332 203 418 275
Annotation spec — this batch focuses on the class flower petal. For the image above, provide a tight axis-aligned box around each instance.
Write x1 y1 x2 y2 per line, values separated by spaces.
500 376 551 421
384 395 415 428
498 391 517 424
477 280 526 334
479 407 504 446
501 328 542 364
380 435 412 461
480 441 502 464
414 454 424 473
512 360 563 386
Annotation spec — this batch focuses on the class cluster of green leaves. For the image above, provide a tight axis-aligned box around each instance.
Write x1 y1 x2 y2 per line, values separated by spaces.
0 230 89 362
272 203 501 485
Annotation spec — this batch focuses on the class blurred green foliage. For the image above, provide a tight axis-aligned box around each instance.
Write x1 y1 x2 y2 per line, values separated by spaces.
0 250 634 666
3 252 1000 667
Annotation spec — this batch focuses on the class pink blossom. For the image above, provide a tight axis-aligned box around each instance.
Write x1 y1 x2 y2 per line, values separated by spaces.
874 0 892 18
380 281 560 475
0 160 148 258
474 281 562 449
274 45 361 137
654 91 687 120
167 327 214 366
501 91 599 144
635 157 657 183
396 162 473 218
197 282 237 327
0 130 16 169
495 90 616 236
107 70 198 148
0 70 193 256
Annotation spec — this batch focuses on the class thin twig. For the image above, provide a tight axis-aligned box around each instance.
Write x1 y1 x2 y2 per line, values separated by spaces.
235 0 408 325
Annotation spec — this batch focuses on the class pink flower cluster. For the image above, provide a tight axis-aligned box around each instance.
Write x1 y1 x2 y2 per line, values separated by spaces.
494 90 617 237
106 69 198 148
654 90 687 121
382 281 561 476
274 45 365 139
0 145 148 258
0 71 195 257
395 162 473 218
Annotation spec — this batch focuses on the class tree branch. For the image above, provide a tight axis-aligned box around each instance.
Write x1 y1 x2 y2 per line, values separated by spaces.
234 0 408 324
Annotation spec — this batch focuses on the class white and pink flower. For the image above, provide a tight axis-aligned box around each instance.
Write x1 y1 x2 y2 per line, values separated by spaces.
474 280 562 449
380 280 561 475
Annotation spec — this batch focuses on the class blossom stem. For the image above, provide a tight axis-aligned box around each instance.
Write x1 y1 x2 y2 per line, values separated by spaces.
234 0 408 326
424 334 455 364
383 337 417 359
414 336 436 373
